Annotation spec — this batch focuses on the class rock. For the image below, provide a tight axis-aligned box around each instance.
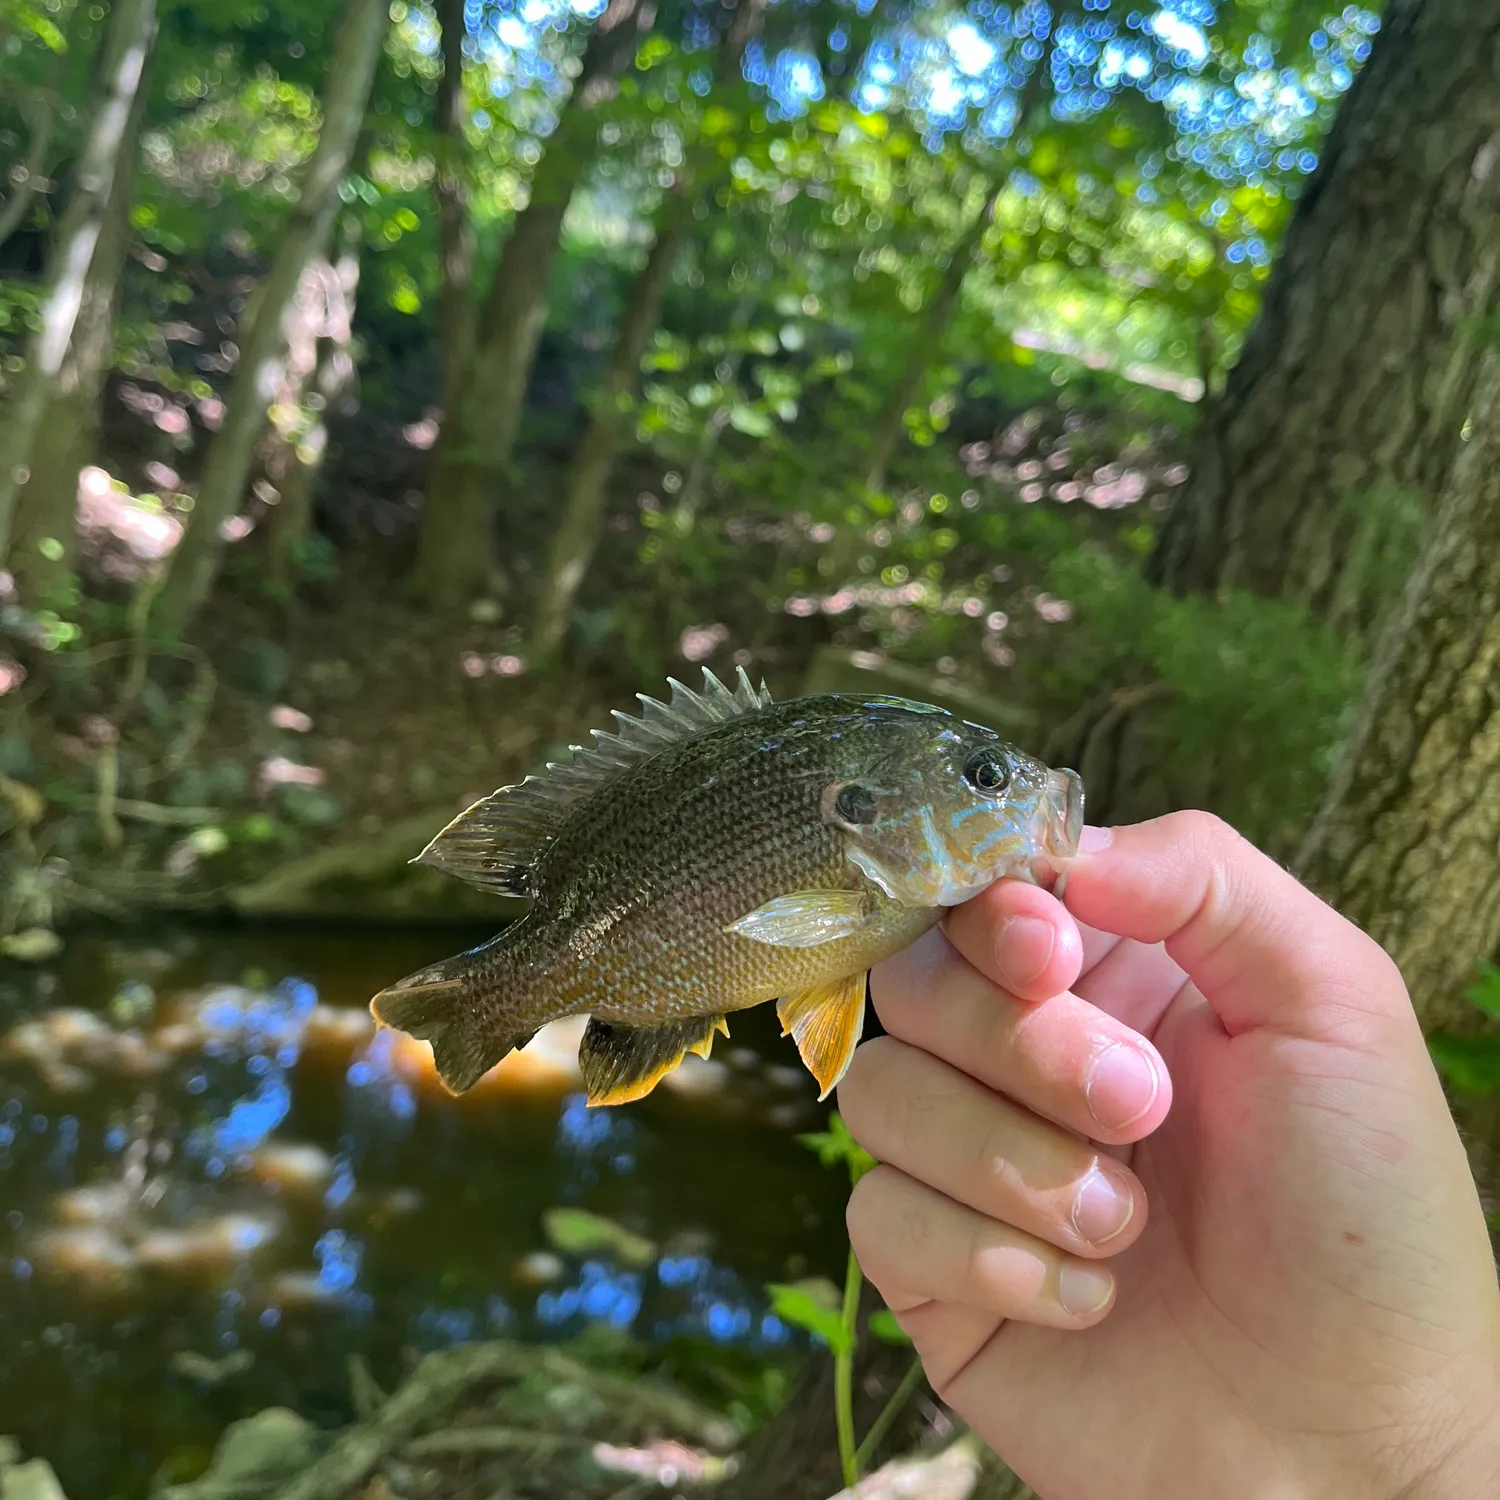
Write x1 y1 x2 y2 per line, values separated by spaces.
541 1208 657 1269
800 646 1037 740
169 1348 255 1386
159 1408 320 1497
513 1250 566 1285
0 1459 68 1500
0 929 62 963
0 1437 22 1466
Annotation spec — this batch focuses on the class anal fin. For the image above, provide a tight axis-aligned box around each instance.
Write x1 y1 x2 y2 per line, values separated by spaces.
776 972 867 1101
579 1014 729 1107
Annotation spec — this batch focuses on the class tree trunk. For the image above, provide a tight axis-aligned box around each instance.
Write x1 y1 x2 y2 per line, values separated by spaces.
414 0 656 605
265 240 360 586
434 0 475 410
8 59 148 604
860 180 999 498
529 0 765 657
1067 0 1500 829
148 0 388 639
1294 357 1500 1035
0 0 158 560
0 80 58 251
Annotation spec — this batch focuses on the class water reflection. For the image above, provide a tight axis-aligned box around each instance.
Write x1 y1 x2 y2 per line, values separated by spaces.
0 926 840 1496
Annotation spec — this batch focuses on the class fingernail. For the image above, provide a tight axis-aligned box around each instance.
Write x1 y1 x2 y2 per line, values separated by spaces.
1085 1043 1160 1131
1058 1262 1114 1318
1070 1165 1134 1245
1078 825 1113 854
997 915 1055 990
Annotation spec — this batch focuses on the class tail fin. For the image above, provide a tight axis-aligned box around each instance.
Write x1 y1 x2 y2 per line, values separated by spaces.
369 950 536 1094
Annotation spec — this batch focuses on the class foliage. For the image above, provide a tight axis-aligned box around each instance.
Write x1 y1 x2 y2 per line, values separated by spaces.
0 0 1394 938
1429 964 1500 1100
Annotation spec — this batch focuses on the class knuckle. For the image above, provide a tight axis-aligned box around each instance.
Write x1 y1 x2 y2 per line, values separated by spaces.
845 1166 896 1256
1174 808 1242 862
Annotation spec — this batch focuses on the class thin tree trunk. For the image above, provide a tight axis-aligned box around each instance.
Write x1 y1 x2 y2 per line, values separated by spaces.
265 239 360 586
0 82 58 250
415 0 656 605
1294 357 1500 1035
860 181 999 498
148 0 388 639
434 0 475 409
1066 0 1500 829
0 0 158 559
8 65 147 603
529 0 765 657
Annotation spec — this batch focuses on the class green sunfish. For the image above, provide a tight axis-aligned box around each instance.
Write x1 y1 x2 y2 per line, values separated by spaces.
370 668 1084 1106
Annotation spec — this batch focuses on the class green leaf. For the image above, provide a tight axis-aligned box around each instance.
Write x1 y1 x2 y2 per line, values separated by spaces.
766 1280 852 1354
701 104 736 138
867 1309 912 1345
797 1112 877 1184
1428 1034 1500 1098
1463 961 1500 1020
727 404 774 438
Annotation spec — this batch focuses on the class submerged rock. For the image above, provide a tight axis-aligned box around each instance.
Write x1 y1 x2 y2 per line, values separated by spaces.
157 1407 321 1498
0 1458 69 1500
542 1208 657 1270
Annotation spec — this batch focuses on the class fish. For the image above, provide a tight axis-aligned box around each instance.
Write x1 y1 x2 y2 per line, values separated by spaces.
369 667 1084 1107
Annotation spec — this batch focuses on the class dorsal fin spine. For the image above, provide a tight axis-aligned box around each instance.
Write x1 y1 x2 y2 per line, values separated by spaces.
413 666 775 897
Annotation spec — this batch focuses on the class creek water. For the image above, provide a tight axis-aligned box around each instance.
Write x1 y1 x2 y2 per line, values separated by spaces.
0 923 848 1496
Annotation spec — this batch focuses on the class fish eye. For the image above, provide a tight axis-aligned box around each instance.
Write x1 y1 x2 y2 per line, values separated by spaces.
834 784 877 824
964 751 1011 795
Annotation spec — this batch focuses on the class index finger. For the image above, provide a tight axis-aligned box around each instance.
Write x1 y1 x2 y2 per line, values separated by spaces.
1060 811 1412 1040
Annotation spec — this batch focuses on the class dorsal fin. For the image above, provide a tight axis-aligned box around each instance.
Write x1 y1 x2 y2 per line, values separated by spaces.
413 666 773 897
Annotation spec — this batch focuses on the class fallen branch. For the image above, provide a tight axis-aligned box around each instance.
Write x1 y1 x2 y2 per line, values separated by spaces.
533 1349 739 1451
268 1343 523 1500
404 1425 581 1457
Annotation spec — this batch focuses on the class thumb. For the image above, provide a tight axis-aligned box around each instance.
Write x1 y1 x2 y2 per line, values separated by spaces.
1061 811 1413 1042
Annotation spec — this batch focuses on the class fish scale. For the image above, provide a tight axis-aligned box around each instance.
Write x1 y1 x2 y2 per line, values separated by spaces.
369 667 1083 1106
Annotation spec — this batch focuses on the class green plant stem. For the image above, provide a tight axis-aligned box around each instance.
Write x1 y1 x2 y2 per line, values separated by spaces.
835 1245 863 1488
853 1355 925 1474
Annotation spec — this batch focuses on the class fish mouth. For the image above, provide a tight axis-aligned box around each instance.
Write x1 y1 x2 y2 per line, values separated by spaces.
1042 768 1084 861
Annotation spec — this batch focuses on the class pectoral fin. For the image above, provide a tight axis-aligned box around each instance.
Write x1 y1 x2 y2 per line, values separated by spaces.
725 890 874 948
776 972 867 1101
579 1014 730 1107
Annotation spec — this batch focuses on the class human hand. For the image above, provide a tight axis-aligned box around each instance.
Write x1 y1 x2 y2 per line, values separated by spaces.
839 811 1500 1500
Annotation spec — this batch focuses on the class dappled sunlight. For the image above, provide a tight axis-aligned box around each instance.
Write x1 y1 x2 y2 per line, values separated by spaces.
75 465 182 567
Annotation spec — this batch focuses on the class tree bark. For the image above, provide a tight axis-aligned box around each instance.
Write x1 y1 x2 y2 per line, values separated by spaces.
0 81 58 251
1294 357 1500 1035
434 0 475 411
0 0 158 561
264 241 360 586
414 0 656 605
1067 0 1500 829
529 0 764 657
8 62 147 603
148 0 388 639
